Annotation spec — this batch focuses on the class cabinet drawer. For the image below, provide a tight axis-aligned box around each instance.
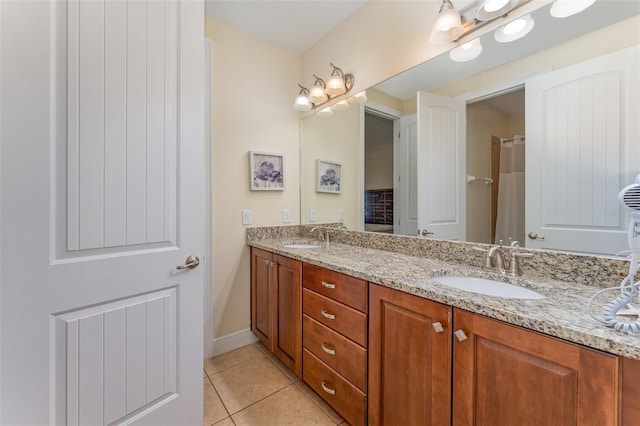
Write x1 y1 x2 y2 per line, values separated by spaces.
303 349 366 426
303 263 367 312
303 288 367 347
303 314 367 391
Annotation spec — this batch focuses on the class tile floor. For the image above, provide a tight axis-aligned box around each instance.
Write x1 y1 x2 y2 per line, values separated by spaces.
203 342 346 426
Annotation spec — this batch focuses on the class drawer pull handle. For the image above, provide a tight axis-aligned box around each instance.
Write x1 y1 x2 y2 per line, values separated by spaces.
321 343 336 355
454 329 468 342
321 380 336 395
321 281 336 289
321 309 336 320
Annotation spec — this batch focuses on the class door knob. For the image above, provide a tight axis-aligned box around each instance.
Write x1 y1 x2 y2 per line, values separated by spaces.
528 232 545 240
176 255 200 270
421 229 434 236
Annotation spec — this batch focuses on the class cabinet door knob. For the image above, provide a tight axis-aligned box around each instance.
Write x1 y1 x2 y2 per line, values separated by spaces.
321 380 336 395
454 329 468 342
321 281 336 289
321 343 336 355
432 322 445 333
321 309 336 320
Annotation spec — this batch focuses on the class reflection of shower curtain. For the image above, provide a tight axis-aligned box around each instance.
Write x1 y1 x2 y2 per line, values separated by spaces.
495 135 525 244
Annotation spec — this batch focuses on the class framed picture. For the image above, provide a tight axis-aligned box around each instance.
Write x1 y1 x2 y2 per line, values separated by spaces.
316 159 342 193
250 151 284 191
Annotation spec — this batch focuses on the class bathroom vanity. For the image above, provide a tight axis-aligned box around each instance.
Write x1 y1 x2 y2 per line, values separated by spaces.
248 226 640 425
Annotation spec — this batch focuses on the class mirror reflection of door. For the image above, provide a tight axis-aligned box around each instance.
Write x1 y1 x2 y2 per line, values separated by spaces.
364 111 396 234
466 89 525 246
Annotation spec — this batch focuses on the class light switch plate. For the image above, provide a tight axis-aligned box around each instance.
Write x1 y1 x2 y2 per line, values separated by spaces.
309 208 317 222
242 209 252 225
282 209 291 223
338 208 344 221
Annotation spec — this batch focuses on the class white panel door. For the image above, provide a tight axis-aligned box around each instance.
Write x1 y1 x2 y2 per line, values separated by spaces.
396 114 419 236
526 46 640 255
0 1 205 425
417 92 467 241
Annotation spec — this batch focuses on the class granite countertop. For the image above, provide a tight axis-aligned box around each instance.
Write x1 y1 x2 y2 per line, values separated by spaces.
249 238 640 360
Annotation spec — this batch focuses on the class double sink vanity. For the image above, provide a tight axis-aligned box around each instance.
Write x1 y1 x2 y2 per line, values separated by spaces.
248 225 640 425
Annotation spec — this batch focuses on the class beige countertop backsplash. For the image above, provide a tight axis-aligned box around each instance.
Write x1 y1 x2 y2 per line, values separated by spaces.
247 225 640 360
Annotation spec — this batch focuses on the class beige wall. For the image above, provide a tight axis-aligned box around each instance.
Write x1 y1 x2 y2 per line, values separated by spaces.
365 143 394 190
205 17 301 340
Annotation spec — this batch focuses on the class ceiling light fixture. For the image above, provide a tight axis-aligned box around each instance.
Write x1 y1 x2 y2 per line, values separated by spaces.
449 38 483 62
495 14 535 42
293 63 355 114
550 0 596 18
429 0 464 45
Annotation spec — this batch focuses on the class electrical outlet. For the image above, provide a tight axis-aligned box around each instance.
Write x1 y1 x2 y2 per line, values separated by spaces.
242 209 252 225
309 208 317 222
283 209 291 223
338 208 344 221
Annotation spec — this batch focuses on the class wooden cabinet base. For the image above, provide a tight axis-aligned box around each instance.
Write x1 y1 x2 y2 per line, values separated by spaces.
303 349 366 426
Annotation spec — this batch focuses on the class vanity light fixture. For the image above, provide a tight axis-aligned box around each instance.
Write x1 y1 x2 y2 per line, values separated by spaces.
495 14 535 42
348 90 368 103
292 63 355 113
326 63 354 97
429 0 464 45
550 0 596 18
308 75 328 104
293 84 312 111
475 0 519 21
449 38 483 62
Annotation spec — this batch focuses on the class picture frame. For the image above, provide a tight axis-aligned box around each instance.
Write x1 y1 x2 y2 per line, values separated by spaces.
249 151 285 191
316 159 342 194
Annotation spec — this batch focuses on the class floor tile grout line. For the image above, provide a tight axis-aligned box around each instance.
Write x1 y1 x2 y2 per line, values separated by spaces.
226 381 295 418
205 372 233 421
205 352 268 378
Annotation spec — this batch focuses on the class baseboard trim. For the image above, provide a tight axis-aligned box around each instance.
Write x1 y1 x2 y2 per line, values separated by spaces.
210 328 258 357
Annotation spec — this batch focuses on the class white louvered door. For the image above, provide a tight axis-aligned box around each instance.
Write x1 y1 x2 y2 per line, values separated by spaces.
526 46 640 255
0 1 205 425
416 91 467 241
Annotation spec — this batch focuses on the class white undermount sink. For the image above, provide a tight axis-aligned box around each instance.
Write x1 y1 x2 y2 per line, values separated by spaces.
432 276 545 300
282 242 321 249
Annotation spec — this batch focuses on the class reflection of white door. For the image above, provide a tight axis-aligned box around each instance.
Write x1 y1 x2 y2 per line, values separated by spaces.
1 1 204 424
417 92 466 240
526 46 640 255
396 114 419 236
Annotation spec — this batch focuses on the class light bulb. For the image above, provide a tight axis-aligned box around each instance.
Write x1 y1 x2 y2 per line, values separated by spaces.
550 0 597 18
429 0 464 45
308 75 328 104
495 15 535 43
450 38 483 62
326 64 347 97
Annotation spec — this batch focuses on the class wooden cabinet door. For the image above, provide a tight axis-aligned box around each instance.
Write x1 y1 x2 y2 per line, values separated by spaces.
251 248 274 349
368 284 452 426
453 309 619 426
272 254 302 377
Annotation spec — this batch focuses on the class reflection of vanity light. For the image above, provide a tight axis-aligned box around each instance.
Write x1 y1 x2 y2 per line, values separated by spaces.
450 38 483 62
348 90 368 103
495 14 535 42
317 107 334 117
332 99 350 110
476 0 519 21
550 0 596 18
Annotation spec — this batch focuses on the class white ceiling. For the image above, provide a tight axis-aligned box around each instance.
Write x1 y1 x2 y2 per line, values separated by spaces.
204 0 368 54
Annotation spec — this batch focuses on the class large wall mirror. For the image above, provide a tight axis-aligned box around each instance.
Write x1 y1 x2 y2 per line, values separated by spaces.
300 0 640 256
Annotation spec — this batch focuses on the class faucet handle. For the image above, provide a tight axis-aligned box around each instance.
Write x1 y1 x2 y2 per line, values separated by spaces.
508 252 534 276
